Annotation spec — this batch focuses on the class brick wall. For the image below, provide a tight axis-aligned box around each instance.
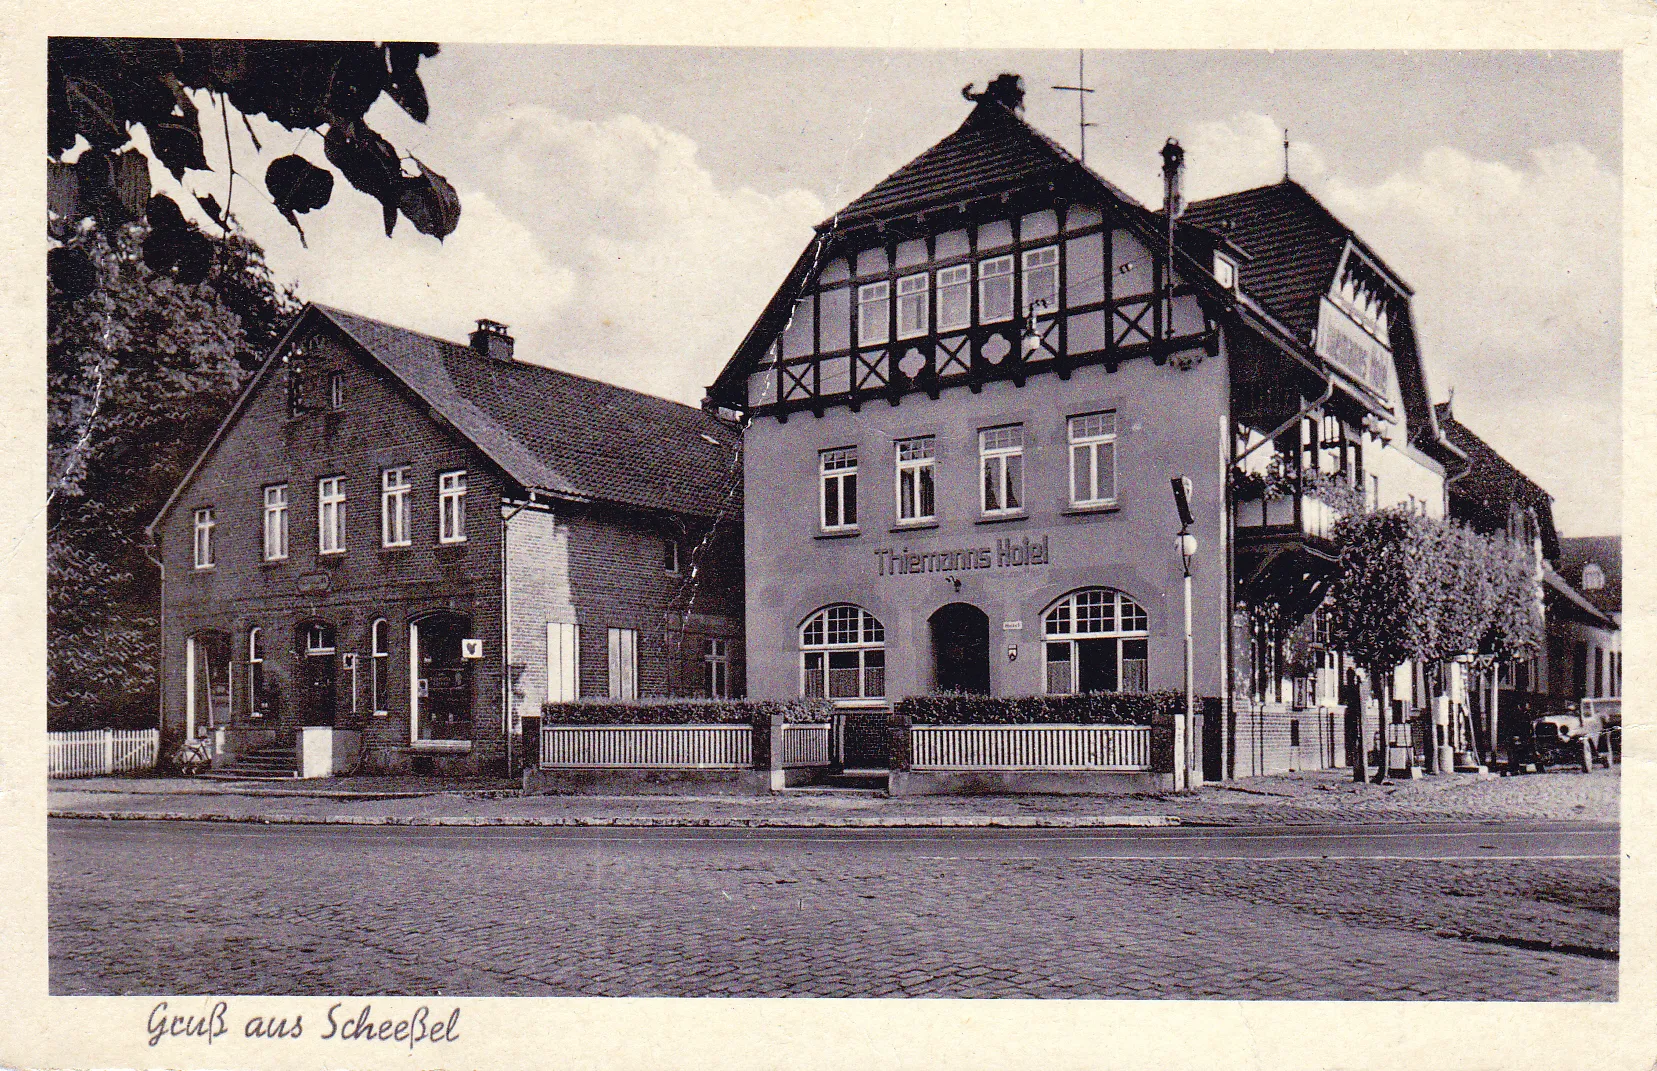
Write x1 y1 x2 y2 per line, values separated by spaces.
1227 701 1347 778
158 318 507 773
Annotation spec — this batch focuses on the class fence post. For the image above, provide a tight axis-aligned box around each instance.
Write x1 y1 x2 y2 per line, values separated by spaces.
103 729 114 775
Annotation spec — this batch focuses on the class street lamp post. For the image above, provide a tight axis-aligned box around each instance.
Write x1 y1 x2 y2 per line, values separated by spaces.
1171 476 1198 792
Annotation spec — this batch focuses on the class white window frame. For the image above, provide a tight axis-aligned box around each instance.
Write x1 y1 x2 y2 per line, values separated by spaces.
896 273 930 340
547 621 581 703
894 436 936 525
329 372 345 409
1021 246 1060 317
1213 252 1238 291
305 622 336 656
978 255 1014 324
935 264 972 332
370 617 389 716
438 470 467 544
857 281 890 346
317 477 345 554
262 484 288 561
192 507 215 569
607 627 639 700
800 605 886 701
819 446 859 532
705 637 730 699
1042 589 1151 695
979 425 1024 516
381 467 411 548
247 627 264 717
664 537 680 576
1068 411 1118 508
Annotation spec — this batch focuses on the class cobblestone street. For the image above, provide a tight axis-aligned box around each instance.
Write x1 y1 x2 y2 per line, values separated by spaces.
50 819 1617 1000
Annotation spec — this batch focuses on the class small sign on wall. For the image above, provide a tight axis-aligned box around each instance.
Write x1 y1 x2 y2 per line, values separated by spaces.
461 638 484 660
341 653 357 669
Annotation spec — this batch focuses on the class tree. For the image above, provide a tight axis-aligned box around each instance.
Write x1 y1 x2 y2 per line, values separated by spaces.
48 38 459 284
48 221 297 729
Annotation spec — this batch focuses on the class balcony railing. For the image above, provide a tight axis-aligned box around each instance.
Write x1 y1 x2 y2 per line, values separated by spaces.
1233 475 1361 542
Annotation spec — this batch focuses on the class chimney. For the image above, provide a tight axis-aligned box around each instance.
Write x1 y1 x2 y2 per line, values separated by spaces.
470 318 514 361
1160 138 1186 221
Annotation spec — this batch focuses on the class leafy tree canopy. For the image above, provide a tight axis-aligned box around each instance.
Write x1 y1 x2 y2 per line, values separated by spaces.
48 38 459 285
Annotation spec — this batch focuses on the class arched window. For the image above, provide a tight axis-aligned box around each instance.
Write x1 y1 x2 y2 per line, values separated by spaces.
801 605 885 699
1043 589 1149 695
370 618 389 715
247 627 265 717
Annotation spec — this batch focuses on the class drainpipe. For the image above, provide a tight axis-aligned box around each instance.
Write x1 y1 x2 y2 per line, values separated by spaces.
501 495 529 777
144 535 166 741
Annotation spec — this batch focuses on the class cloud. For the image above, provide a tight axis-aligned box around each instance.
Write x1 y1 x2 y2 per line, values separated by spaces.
1170 113 1620 535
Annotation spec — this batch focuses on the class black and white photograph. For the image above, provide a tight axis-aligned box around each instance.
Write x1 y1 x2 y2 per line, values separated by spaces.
7 6 1652 1069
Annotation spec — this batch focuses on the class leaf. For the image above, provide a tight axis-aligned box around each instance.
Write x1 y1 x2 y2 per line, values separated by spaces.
62 75 124 148
397 158 461 240
148 117 209 179
384 43 436 123
114 149 152 221
323 118 402 206
196 193 225 229
264 154 334 214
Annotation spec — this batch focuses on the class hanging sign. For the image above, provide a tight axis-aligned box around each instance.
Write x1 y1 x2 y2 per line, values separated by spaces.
1316 298 1391 398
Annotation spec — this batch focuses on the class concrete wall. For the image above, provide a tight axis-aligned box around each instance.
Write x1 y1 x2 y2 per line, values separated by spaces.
742 349 1231 704
158 318 507 773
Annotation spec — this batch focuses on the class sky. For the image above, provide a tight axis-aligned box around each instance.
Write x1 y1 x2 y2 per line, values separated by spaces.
155 47 1621 537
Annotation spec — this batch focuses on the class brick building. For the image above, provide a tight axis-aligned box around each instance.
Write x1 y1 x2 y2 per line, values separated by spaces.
704 74 1461 782
148 304 743 776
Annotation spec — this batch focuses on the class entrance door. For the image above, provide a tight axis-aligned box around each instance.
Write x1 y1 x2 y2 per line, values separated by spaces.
930 603 990 694
415 614 473 742
298 622 338 729
187 632 232 738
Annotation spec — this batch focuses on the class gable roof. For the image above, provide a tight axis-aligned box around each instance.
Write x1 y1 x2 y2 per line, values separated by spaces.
1434 402 1560 559
151 304 742 535
1184 180 1409 343
830 97 1146 227
1556 535 1621 616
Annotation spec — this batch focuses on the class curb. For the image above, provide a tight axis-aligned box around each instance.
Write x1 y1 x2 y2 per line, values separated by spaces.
49 809 1181 829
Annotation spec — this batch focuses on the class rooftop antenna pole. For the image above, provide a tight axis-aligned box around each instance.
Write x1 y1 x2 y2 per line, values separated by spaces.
1053 50 1096 164
1283 128 1290 181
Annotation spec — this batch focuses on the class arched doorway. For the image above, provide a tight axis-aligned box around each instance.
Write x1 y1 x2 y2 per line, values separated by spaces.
411 612 474 744
930 603 990 694
296 621 338 729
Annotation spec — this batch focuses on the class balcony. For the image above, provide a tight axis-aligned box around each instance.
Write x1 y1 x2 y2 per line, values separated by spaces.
1232 471 1364 618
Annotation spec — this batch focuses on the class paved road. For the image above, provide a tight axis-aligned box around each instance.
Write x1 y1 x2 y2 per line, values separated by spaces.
50 818 1619 1000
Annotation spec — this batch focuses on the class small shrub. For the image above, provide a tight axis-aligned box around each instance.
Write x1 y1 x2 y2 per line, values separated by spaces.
896 691 1183 726
541 697 832 726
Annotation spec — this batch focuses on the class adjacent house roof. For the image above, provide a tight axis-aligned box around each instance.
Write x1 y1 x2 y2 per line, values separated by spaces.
1434 402 1561 560
1557 535 1621 616
1184 180 1410 344
1543 562 1618 630
151 304 742 535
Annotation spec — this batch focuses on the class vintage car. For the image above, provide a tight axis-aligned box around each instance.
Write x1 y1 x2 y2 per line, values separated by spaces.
1531 698 1620 772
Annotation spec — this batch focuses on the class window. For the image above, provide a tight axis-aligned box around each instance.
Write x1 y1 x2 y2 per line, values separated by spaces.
978 255 1014 324
262 485 288 561
1043 589 1150 694
305 622 336 655
979 425 1024 515
1068 412 1118 507
706 638 730 698
1022 246 1059 317
1595 647 1604 697
317 477 345 554
381 468 411 547
857 281 890 346
936 264 972 332
1582 563 1605 591
800 605 885 699
607 627 638 700
896 273 929 339
192 508 215 568
247 628 265 716
820 447 858 531
895 436 936 524
438 470 467 544
1213 252 1237 290
329 372 345 409
547 622 580 702
664 538 680 575
370 618 389 715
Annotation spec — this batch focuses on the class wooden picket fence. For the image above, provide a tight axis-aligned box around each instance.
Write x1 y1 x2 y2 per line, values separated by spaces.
540 724 753 769
48 729 160 777
909 724 1153 771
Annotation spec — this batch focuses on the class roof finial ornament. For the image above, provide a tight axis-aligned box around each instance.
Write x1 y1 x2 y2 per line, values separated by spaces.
962 73 1026 114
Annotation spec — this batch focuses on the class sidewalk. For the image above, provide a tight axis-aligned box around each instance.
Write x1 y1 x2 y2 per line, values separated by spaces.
48 766 1619 827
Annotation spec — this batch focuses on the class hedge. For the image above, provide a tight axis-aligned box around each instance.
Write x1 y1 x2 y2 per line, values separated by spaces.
895 691 1184 726
539 698 832 726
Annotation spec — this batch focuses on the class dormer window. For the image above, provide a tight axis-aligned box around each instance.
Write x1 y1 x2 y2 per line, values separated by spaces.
1583 564 1606 591
1213 252 1237 291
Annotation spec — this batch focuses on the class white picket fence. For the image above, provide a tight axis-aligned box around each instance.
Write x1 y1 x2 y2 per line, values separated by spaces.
780 723 832 768
540 724 753 769
49 729 160 777
910 724 1153 771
